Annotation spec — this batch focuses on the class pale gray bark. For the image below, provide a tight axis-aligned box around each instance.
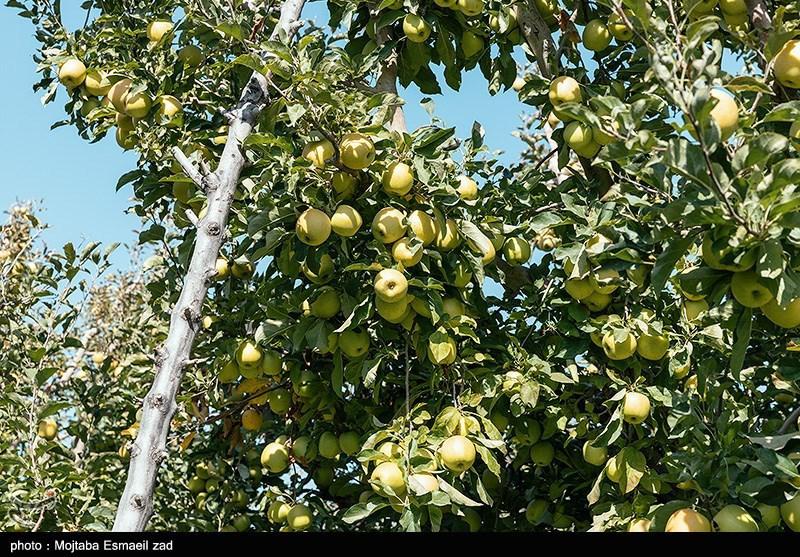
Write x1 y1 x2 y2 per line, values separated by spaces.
514 2 556 79
112 0 307 531
375 24 407 132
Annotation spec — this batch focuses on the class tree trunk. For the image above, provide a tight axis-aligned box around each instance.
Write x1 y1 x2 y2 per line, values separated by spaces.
112 0 307 532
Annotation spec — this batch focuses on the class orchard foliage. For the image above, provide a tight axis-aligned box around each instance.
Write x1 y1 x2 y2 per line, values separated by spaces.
6 0 800 532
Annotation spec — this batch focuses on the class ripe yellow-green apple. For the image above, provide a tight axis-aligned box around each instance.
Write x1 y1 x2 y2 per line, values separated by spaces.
411 297 432 318
402 14 431 43
442 297 466 318
565 278 594 301
628 519 651 532
547 111 561 128
106 78 132 112
115 112 135 132
286 504 313 531
512 76 526 91
427 334 457 365
339 328 370 358
178 44 203 66
452 259 473 288
774 40 800 89
582 19 611 51
622 391 651 424
535 229 560 251
124 91 152 119
79 97 100 117
530 441 555 466
147 20 174 42
374 269 408 303
332 171 358 198
201 315 218 329
456 175 479 200
582 441 607 466
549 76 582 121
503 237 531 264
757 503 782 529
731 270 773 308
665 508 712 532
605 455 623 481
682 298 709 322
37 419 58 441
231 258 253 279
436 219 462 251
408 210 437 245
84 69 111 96
689 89 739 141
585 292 612 314
302 139 335 168
58 58 87 88
564 122 594 152
241 408 263 431
318 432 340 459
156 95 182 124
261 441 290 473
310 288 341 319
212 256 229 280
434 0 457 6
268 388 291 415
115 127 135 150
232 515 250 532
371 462 406 497
292 436 314 460
585 232 614 254
461 30 484 58
713 505 759 532
267 501 290 524
573 139 601 158
636 330 669 360
684 0 718 16
392 238 423 267
526 499 548 524
440 435 476 472
296 207 331 246
378 441 403 459
762 297 800 328
376 296 411 323
590 314 622 346
219 360 240 383
236 340 262 373
457 0 484 17
338 431 360 456
330 204 362 237
187 475 206 494
466 233 496 265
719 0 747 13
372 207 407 243
339 132 375 169
301 254 334 285
382 161 414 196
701 233 756 271
589 267 620 294
409 473 439 494
782 493 800 531
608 12 633 41
260 350 281 375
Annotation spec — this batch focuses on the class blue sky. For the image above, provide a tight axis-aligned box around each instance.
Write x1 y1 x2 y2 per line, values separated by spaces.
1 1 529 270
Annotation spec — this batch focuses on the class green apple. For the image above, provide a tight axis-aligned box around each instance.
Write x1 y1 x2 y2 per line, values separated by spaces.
439 435 476 472
461 30 484 58
622 391 651 424
219 360 239 383
124 91 152 119
682 298 709 323
503 237 531 264
302 139 335 168
627 518 652 532
530 441 555 466
436 219 462 251
236 340 262 372
427 334 457 365
339 328 370 358
665 508 712 532
402 14 431 43
371 461 406 496
332 171 358 198
301 254 334 285
456 0 484 17
330 204 362 237
286 504 313 531
338 431 360 456
147 20 174 42
590 314 622 346
549 76 582 117
713 504 759 532
582 441 607 466
757 503 782 529
58 58 87 88
310 288 341 319
731 270 773 308
382 161 414 196
261 441 290 473
267 501 291 524
582 19 612 51
84 69 111 96
608 12 633 41
602 329 637 360
392 238 423 267
374 269 408 303
774 40 800 89
589 267 620 294
636 331 669 360
296 208 331 246
408 210 437 245
781 493 800 532
177 44 203 66
456 175 479 200
408 473 439 494
339 132 375 169
564 121 594 151
372 207 407 244
565 278 594 301
318 431 340 459
761 297 800 328
268 388 291 415
526 499 548 523
584 291 612 312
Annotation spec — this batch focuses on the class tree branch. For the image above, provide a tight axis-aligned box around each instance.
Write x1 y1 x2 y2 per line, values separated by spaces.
778 405 800 435
513 2 557 79
112 0 307 532
374 24 407 133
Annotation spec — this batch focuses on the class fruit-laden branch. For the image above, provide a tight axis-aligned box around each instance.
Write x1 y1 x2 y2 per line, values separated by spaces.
514 2 556 79
374 24 407 133
112 0 307 532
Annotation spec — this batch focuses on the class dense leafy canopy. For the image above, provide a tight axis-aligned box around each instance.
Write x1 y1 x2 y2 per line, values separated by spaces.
4 0 800 532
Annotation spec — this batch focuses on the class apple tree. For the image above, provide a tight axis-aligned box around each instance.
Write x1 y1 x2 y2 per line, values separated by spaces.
8 0 800 532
